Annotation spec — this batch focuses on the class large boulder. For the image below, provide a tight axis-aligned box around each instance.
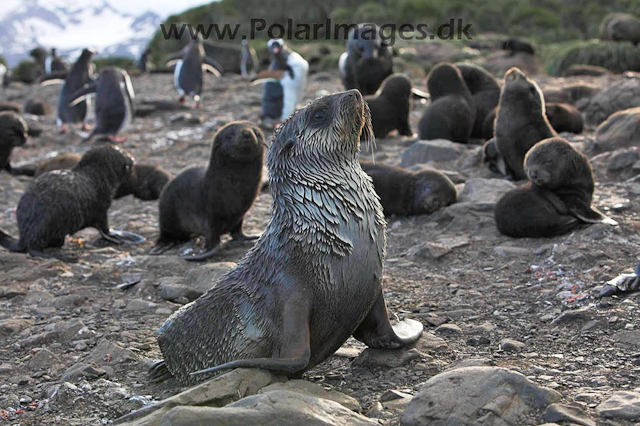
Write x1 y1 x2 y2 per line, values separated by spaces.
401 366 561 426
401 140 465 167
596 391 640 420
600 13 640 45
595 107 640 152
586 77 640 125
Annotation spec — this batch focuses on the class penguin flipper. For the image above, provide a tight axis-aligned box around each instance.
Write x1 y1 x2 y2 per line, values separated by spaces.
202 57 223 77
38 70 68 84
411 87 430 99
165 59 180 68
69 82 98 106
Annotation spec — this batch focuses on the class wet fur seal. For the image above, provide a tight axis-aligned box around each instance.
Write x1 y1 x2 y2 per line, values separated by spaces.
455 63 501 140
360 161 457 216
339 23 394 95
494 67 557 180
495 137 617 238
545 102 584 134
365 74 413 138
418 63 476 143
152 121 265 260
70 66 135 142
0 112 29 175
0 145 145 258
148 90 423 385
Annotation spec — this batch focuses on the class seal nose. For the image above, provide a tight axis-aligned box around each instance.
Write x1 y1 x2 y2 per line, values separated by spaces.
241 129 253 138
343 89 362 104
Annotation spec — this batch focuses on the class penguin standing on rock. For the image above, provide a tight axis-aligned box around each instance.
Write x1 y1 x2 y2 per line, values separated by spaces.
45 48 67 74
255 39 309 127
40 48 96 133
166 37 223 108
69 67 135 142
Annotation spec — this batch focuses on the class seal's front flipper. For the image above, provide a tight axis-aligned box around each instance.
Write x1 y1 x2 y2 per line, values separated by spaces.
182 245 220 262
353 292 423 349
100 229 146 245
230 222 261 242
567 198 618 226
190 292 311 377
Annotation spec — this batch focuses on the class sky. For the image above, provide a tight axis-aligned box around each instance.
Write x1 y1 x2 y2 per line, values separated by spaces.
0 0 211 20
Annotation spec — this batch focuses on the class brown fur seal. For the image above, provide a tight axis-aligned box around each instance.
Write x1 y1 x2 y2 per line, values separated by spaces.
360 161 457 216
0 112 29 175
494 67 557 180
152 121 265 260
365 74 413 138
418 63 475 143
0 145 145 258
545 102 584 134
495 137 617 238
456 63 501 140
148 90 423 385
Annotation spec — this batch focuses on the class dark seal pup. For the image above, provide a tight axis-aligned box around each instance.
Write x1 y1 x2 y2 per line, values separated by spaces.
148 90 423 385
418 63 476 143
360 161 457 216
365 74 414 138
456 63 501 140
495 137 617 238
494 67 556 180
0 145 145 258
502 38 536 55
0 112 29 175
339 23 394 95
70 66 135 142
545 102 584 134
152 121 265 260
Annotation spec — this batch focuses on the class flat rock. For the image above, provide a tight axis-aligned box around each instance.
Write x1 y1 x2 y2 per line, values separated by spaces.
115 368 283 425
401 366 562 426
400 139 465 167
87 339 140 365
543 403 595 426
594 106 640 151
125 299 157 311
27 348 61 370
458 178 516 204
499 338 525 352
61 362 107 382
597 391 640 420
353 348 425 369
608 147 639 171
413 332 449 353
259 380 361 412
160 390 378 426
0 318 34 336
613 330 640 346
587 78 640 126
184 262 237 294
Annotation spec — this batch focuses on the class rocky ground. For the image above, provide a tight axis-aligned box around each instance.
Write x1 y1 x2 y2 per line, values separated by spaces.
0 69 639 426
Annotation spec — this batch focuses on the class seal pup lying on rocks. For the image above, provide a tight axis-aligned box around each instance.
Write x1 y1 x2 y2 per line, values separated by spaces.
151 121 265 260
360 161 457 216
149 90 423 384
495 137 617 238
0 145 145 258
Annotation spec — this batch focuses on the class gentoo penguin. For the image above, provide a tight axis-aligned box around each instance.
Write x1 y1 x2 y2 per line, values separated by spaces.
41 48 96 133
0 63 6 87
240 40 257 77
45 48 67 74
255 38 309 126
339 23 393 95
138 48 152 73
69 66 134 142
166 37 223 108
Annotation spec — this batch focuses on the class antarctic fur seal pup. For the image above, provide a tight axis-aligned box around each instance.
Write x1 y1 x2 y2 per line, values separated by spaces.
148 90 423 385
23 98 50 116
0 145 145 258
166 37 223 108
70 66 135 142
339 23 394 95
365 74 413 138
456 63 501 140
494 67 557 180
115 164 172 201
0 112 29 175
418 63 476 143
545 102 584 134
360 161 457 216
152 121 265 260
501 38 536 55
495 137 617 238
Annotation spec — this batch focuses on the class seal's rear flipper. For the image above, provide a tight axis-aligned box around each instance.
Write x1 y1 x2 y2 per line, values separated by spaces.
0 229 26 253
568 202 618 226
6 163 37 176
353 292 423 348
182 245 221 262
99 229 146 245
148 360 174 383
190 348 311 377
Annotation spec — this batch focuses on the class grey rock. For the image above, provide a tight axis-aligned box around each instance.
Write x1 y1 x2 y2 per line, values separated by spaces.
587 79 640 125
596 391 640 420
0 318 34 336
613 331 640 346
353 348 425 369
401 140 465 167
158 279 201 302
27 348 61 370
413 333 449 353
608 148 639 171
184 262 237 294
61 363 107 382
543 403 596 426
160 391 378 426
435 324 463 335
401 366 561 426
125 299 157 311
114 368 283 425
87 340 140 365
259 380 361 412
458 178 516 204
594 106 640 152
499 338 525 352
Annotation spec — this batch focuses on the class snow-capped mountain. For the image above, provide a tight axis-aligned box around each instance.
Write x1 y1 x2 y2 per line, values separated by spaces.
0 0 162 67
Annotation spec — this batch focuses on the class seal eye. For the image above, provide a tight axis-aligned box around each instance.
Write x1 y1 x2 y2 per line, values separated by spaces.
283 138 296 151
313 108 327 122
